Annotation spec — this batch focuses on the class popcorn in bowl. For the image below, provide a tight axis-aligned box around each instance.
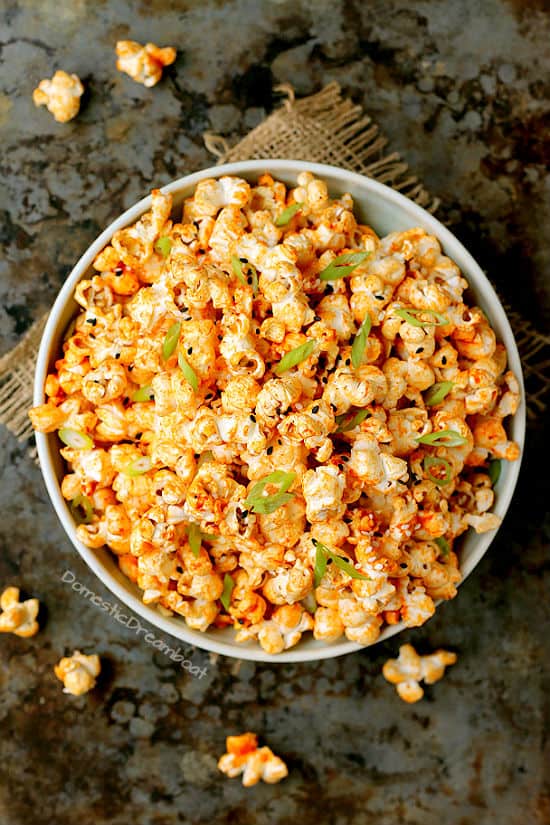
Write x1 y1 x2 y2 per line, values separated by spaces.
29 171 521 655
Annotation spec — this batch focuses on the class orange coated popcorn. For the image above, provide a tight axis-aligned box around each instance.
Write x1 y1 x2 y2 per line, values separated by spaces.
218 733 288 786
29 171 520 652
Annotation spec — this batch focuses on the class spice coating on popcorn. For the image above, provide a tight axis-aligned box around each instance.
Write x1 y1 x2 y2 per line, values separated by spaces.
32 70 84 123
218 732 288 786
29 171 520 653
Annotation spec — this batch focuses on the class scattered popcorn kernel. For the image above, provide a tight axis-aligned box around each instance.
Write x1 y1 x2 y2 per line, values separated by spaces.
0 586 39 637
382 643 457 702
32 70 84 123
116 40 176 87
218 732 288 786
54 650 101 696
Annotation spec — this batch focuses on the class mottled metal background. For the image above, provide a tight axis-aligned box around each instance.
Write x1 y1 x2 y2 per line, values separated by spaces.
0 1 548 823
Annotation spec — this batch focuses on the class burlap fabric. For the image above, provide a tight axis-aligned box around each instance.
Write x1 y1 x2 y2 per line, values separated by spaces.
1 82 547 455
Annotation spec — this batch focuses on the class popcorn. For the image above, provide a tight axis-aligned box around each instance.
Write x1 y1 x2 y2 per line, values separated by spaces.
382 643 457 702
29 173 521 653
218 733 288 786
0 587 39 637
54 650 101 696
32 70 84 123
116 40 176 87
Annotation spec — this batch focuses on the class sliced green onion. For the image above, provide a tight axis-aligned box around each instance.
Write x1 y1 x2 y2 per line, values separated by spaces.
178 352 198 392
162 321 181 361
231 256 258 295
434 536 450 557
313 540 370 583
395 308 450 327
274 202 303 227
274 340 315 374
197 450 214 468
314 542 328 587
186 522 218 557
248 491 294 514
155 236 172 258
424 381 454 406
335 408 370 433
70 494 94 525
245 470 296 514
319 251 370 281
220 574 235 611
132 385 154 402
187 522 202 557
58 428 94 450
423 455 452 486
231 254 247 286
302 592 317 614
248 262 258 296
351 314 372 369
122 456 152 477
488 459 502 487
416 429 468 447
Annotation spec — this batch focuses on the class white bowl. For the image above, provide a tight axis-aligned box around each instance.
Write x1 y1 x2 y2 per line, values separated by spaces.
34 160 526 662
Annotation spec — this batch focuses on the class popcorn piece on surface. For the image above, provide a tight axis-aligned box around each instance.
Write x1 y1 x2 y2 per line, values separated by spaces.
32 70 84 123
218 732 288 786
116 40 176 87
382 643 457 702
0 587 39 637
54 650 101 696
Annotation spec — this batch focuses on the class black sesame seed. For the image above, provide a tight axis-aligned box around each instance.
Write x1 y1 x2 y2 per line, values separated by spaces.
241 510 249 518
250 414 256 423
345 358 351 366
338 464 344 471
267 446 273 455
375 295 384 300
311 538 317 545
240 257 248 263
312 405 319 414
341 455 349 462
135 432 143 440
322 377 328 384
400 563 408 569
128 365 134 372
325 285 334 294
114 266 123 275
181 306 188 312
115 353 120 359
416 347 424 354
314 315 321 322
247 276 253 285
237 618 245 624
187 346 193 354
442 356 447 364
327 558 333 565
85 318 97 326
